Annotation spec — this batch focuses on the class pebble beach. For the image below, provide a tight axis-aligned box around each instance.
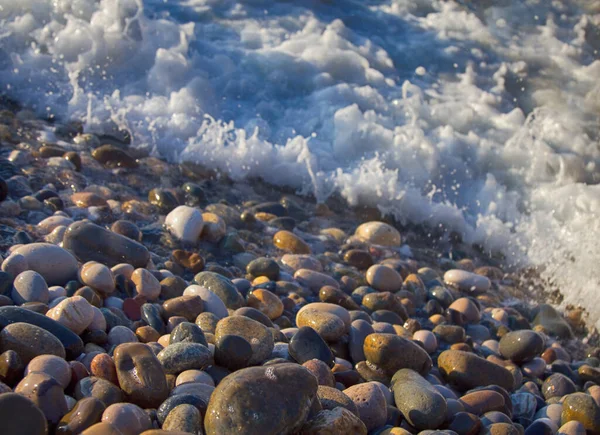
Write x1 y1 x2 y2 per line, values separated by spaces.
0 97 597 435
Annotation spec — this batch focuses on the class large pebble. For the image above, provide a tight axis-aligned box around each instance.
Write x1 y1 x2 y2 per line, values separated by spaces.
294 269 339 293
561 393 600 433
101 403 152 435
533 304 573 339
297 309 347 342
363 333 432 377
47 295 94 335
366 265 402 292
281 254 323 272
273 230 311 254
391 369 447 430
165 206 204 243
438 350 514 392
448 297 481 323
63 221 150 268
499 330 544 363
215 315 273 365
444 269 491 293
114 343 169 408
204 363 318 434
25 354 71 388
10 243 78 285
344 382 387 431
0 322 65 363
349 319 375 363
15 371 68 424
354 222 401 247
300 407 367 434
317 385 359 416
131 268 161 300
11 270 49 305
289 326 335 367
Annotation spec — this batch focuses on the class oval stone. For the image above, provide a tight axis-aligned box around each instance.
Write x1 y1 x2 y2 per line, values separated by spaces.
193 272 244 310
0 322 65 364
354 222 401 247
11 243 78 285
204 363 318 434
215 316 274 366
363 333 432 377
0 392 48 435
444 270 491 293
499 330 544 363
438 350 515 392
157 343 214 374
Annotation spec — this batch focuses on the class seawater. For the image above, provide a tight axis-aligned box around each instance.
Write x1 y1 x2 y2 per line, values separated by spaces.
1 0 600 326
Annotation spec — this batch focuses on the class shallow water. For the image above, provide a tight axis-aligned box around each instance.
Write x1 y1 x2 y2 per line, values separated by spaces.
1 0 599 325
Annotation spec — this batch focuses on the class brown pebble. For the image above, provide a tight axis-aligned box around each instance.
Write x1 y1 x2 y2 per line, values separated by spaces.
91 354 118 385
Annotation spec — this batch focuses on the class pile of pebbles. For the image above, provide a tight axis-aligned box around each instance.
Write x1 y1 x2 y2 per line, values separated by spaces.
0 108 597 435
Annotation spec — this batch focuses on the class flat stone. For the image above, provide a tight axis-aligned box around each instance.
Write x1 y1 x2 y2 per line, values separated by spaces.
0 306 83 359
63 221 150 268
281 254 323 272
204 363 318 434
0 322 65 364
391 369 447 430
10 243 78 285
294 269 339 293
438 350 515 392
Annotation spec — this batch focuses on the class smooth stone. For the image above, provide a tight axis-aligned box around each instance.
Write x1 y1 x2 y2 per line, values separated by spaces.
114 343 169 408
107 326 137 346
74 377 124 407
443 270 491 293
366 265 403 292
204 363 318 434
499 330 544 363
281 254 323 272
165 206 205 243
289 326 335 367
363 333 432 377
81 422 123 435
448 298 481 323
201 212 227 242
522 357 546 378
247 289 283 320
317 385 359 416
15 371 68 424
11 270 49 305
460 390 506 415
413 330 438 354
25 354 71 389
561 393 600 433
558 421 587 435
542 373 577 400
163 404 202 433
79 262 115 295
433 325 466 344
362 292 407 319
0 349 24 386
193 272 244 309
0 322 65 364
247 257 280 280
47 295 94 335
157 393 208 426
0 393 48 435
343 249 374 270
294 269 340 294
0 306 83 359
300 407 367 434
57 397 106 434
176 370 214 387
10 243 78 285
158 342 213 374
297 309 346 342
354 222 401 247
91 144 138 168
438 350 514 392
303 359 336 387
296 303 351 329
391 369 447 430
215 334 253 370
344 382 387 431
63 222 150 268
131 268 161 300
111 220 142 242
183 285 228 319
533 304 573 339
215 315 274 365
273 230 311 254
535 404 563 428
101 403 152 435
141 303 165 334
349 319 375 363
163 295 204 321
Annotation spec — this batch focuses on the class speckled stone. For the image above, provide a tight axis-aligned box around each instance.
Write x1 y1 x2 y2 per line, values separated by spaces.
343 382 387 431
204 363 318 434
0 322 66 363
561 393 600 433
163 404 202 434
157 342 213 374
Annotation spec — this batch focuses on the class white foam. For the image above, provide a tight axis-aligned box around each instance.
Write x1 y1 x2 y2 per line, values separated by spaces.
2 0 600 325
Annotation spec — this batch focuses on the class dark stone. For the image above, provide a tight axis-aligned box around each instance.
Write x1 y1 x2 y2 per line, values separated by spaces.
56 397 105 434
157 343 213 374
0 393 47 435
289 326 335 368
0 177 8 202
215 334 253 371
63 152 82 171
0 306 83 359
499 330 544 363
148 189 179 213
141 303 165 334
182 183 205 207
111 220 142 242
246 257 280 280
233 306 274 328
268 217 296 231
170 322 208 346
74 376 124 407
91 144 138 168
250 202 287 217
63 221 150 268
157 394 208 425
0 349 23 387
